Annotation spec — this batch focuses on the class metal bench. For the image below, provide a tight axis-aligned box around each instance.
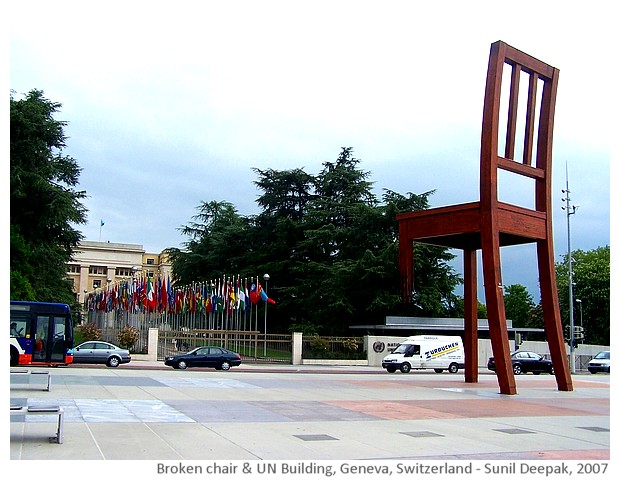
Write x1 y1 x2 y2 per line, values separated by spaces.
10 404 64 444
10 369 52 392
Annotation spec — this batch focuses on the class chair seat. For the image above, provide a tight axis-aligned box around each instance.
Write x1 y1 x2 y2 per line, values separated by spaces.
397 201 547 250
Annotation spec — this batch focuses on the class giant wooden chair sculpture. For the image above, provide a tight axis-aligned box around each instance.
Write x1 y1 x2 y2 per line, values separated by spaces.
397 41 573 395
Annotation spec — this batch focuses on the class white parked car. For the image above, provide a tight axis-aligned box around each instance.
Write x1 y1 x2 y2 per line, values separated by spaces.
587 351 610 374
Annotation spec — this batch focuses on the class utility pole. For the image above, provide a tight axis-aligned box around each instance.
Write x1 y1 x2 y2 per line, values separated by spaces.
562 163 578 373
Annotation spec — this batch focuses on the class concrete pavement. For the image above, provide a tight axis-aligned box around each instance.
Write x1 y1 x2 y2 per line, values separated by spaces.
10 361 610 463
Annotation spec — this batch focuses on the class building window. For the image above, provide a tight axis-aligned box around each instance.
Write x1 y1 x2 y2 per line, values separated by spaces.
67 264 80 274
116 267 133 277
146 258 155 265
89 266 107 275
93 280 102 289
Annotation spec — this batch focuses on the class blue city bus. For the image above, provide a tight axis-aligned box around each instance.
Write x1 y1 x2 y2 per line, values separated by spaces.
10 301 74 366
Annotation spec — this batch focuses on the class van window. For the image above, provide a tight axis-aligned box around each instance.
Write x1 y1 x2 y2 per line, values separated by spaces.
392 344 409 354
392 344 420 356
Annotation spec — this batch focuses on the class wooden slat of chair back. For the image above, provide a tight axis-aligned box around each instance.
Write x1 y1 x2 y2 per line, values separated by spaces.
483 41 559 200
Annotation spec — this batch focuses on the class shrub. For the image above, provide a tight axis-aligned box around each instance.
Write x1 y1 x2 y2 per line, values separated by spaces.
304 336 366 359
117 325 140 350
342 338 359 354
309 336 329 355
77 323 102 342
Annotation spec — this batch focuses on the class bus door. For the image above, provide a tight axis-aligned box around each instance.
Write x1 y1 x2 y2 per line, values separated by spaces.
33 314 67 364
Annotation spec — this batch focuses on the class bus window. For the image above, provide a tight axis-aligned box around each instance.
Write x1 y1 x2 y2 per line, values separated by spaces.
51 316 68 361
10 320 27 338
34 316 50 361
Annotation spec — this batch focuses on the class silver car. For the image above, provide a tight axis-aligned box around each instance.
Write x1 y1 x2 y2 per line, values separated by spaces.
587 351 610 374
72 341 131 367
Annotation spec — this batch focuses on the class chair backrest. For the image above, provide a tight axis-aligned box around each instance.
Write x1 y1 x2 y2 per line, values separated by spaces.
480 41 559 213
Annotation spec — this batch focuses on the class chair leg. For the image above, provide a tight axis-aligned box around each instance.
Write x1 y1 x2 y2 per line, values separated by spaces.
464 249 478 383
481 235 517 395
537 240 574 391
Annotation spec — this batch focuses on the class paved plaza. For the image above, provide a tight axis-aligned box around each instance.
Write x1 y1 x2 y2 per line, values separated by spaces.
10 362 610 462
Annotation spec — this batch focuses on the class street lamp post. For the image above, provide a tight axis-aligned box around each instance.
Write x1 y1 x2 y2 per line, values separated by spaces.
263 273 270 357
562 164 578 373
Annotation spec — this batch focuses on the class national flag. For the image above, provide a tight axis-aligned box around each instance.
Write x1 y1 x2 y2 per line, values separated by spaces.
238 285 246 312
161 277 168 312
175 290 183 313
211 287 218 314
138 277 146 310
146 277 156 312
205 284 212 313
244 281 250 313
228 280 236 314
157 277 163 311
98 290 106 311
217 281 224 313
260 286 276 305
249 281 276 305
131 278 138 311
112 284 119 309
195 285 203 313
167 277 174 312
123 281 130 310
249 282 260 304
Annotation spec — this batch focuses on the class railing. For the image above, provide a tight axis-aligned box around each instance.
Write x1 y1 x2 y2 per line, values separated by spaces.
157 330 292 363
574 353 598 372
302 335 365 360
86 310 151 353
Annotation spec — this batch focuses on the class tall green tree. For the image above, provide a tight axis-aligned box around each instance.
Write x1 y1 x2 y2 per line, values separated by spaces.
298 147 378 262
555 246 610 345
172 148 462 335
251 167 314 270
167 200 252 283
381 189 462 318
10 89 87 303
249 168 316 327
503 284 536 328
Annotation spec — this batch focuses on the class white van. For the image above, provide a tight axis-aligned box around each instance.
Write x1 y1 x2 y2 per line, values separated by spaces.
382 335 465 374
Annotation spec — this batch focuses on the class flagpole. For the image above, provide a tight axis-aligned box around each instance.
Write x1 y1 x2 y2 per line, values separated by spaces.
254 275 258 357
263 273 270 358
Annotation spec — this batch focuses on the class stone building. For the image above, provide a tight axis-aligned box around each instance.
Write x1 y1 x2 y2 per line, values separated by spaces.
66 241 172 303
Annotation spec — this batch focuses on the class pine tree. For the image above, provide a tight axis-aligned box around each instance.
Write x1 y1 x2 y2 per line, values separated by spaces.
10 90 87 303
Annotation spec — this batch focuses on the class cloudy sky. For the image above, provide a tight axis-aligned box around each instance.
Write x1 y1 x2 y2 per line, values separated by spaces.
9 1 612 300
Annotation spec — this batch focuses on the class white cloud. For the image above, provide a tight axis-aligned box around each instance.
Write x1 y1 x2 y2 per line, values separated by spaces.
9 0 611 301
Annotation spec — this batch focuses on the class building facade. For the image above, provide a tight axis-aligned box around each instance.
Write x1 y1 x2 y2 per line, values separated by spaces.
66 241 173 303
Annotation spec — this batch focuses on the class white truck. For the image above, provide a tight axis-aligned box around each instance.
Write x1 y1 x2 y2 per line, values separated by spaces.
381 335 465 374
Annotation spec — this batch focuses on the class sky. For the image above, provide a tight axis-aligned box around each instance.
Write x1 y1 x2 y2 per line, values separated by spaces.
7 0 613 302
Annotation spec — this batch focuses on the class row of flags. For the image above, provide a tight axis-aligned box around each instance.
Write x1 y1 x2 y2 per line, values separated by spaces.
83 275 275 315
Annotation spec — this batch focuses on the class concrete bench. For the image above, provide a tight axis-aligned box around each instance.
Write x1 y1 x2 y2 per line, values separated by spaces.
10 369 52 392
10 405 64 444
